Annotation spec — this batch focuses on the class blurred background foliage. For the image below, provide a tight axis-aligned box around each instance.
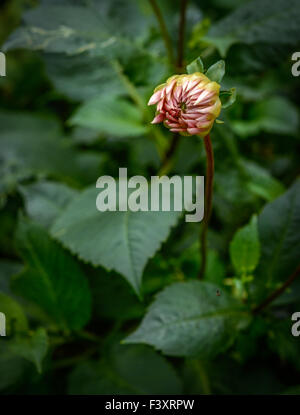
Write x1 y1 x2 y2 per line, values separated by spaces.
0 0 299 395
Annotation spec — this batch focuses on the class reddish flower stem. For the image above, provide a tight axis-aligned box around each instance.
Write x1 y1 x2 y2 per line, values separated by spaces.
199 134 214 279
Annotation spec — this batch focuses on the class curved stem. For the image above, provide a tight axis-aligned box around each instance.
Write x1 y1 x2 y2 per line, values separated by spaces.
148 0 174 66
199 134 214 279
113 59 168 156
112 59 146 117
253 265 300 314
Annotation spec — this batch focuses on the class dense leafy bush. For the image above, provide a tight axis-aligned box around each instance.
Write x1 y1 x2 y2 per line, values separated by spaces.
0 0 299 395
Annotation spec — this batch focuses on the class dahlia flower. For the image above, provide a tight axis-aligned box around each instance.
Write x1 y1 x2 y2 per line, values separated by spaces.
148 72 221 137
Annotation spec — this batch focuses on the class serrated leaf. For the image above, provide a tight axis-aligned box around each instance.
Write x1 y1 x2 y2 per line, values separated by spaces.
205 60 225 83
20 180 78 229
9 328 48 373
69 97 147 137
51 186 181 295
230 215 260 275
256 179 300 289
205 0 300 56
12 218 91 330
186 56 204 74
68 343 182 394
125 281 248 357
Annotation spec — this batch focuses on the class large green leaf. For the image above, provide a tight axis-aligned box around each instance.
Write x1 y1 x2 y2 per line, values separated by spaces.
0 111 101 192
69 96 147 137
12 218 92 330
125 281 248 357
205 0 300 56
3 0 150 58
230 215 260 276
257 179 300 289
9 328 48 373
44 53 126 102
51 187 181 295
20 180 78 229
68 343 182 394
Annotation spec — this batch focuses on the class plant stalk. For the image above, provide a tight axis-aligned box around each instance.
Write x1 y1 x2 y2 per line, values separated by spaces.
199 134 214 278
148 0 174 66
253 265 300 314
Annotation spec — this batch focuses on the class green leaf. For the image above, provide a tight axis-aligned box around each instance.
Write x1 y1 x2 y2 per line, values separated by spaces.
186 56 204 74
205 60 225 83
44 53 126 102
230 215 260 275
231 97 299 138
68 343 182 394
20 180 78 229
51 187 181 295
12 218 92 330
69 97 147 137
205 0 300 56
3 1 148 58
0 293 28 336
125 281 248 357
204 250 226 284
220 88 236 109
0 260 22 296
242 160 285 202
267 319 300 372
9 328 48 373
0 348 25 392
0 111 101 192
90 270 145 321
256 179 300 288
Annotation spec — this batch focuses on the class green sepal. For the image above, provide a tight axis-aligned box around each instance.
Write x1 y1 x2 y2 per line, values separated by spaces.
186 57 204 74
205 60 225 83
220 88 236 109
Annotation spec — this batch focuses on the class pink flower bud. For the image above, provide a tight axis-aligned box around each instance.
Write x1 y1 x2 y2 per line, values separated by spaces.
148 72 221 137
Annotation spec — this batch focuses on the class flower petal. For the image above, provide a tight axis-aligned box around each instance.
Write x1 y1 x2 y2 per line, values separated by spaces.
151 113 165 124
